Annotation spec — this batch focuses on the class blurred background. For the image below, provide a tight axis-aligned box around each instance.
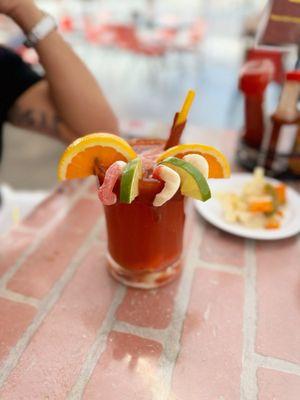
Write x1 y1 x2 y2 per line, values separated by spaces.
0 0 297 233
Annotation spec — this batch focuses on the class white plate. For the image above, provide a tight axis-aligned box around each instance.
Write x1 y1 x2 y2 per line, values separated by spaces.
194 173 300 240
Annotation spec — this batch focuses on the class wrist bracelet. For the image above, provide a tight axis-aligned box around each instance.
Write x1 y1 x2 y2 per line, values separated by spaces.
24 13 57 48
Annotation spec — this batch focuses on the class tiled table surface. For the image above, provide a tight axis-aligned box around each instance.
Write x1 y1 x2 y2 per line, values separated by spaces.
0 128 300 400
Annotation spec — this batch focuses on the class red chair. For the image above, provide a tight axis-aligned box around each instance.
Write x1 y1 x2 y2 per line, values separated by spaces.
155 27 178 47
84 20 118 46
173 19 205 53
84 21 166 75
189 19 205 46
112 25 166 57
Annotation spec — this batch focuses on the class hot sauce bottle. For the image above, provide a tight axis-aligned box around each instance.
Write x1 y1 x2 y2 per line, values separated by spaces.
267 71 300 174
289 128 300 175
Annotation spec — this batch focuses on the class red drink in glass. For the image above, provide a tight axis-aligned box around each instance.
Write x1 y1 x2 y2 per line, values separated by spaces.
101 139 186 289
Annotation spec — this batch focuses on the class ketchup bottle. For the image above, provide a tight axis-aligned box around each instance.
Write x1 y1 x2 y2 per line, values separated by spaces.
239 59 274 150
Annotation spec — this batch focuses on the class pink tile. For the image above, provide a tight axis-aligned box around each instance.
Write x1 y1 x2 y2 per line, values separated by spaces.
116 280 179 329
170 268 244 400
58 179 89 196
7 199 102 299
258 368 300 400
22 190 73 230
0 230 35 278
83 331 162 400
200 223 245 267
0 298 36 363
0 246 117 399
256 238 300 363
22 180 98 230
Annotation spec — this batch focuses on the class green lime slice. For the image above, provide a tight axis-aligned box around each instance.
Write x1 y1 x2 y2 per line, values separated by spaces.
120 157 142 203
160 157 211 201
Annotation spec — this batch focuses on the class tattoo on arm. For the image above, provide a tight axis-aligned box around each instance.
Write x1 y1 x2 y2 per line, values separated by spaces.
8 105 62 138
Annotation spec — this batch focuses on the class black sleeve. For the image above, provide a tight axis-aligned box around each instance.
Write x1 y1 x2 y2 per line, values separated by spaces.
0 46 42 159
0 46 42 124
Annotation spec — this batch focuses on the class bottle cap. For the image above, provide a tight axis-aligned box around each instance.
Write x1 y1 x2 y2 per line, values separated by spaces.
239 59 274 94
286 70 300 82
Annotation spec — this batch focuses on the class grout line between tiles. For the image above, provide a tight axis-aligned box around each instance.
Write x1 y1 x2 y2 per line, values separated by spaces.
152 222 204 400
197 259 243 275
240 240 258 400
0 289 40 308
254 353 300 377
113 320 169 344
67 285 127 400
0 179 92 290
0 218 102 390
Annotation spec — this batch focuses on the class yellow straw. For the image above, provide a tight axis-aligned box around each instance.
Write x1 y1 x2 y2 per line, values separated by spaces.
176 89 196 125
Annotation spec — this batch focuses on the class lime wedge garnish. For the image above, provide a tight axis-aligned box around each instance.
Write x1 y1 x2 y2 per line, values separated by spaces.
120 157 142 203
160 157 211 201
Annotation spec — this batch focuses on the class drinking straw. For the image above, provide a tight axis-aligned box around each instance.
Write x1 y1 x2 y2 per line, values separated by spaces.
164 89 195 150
176 89 195 126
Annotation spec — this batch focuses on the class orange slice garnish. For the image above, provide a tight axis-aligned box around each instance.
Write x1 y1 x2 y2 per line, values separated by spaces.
58 133 137 180
156 143 230 178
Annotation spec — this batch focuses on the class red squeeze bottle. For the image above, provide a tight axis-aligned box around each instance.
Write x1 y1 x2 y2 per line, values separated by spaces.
239 59 274 149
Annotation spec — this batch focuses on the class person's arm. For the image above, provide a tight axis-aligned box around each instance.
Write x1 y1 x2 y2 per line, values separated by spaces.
2 0 119 141
8 80 78 143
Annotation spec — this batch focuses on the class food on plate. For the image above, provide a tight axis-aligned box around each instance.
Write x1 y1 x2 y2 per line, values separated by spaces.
218 168 287 229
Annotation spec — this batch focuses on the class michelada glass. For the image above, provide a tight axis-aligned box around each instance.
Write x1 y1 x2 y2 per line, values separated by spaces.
57 92 229 290
99 139 186 289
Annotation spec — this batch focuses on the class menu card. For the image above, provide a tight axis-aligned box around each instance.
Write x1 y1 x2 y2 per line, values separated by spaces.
256 0 300 46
